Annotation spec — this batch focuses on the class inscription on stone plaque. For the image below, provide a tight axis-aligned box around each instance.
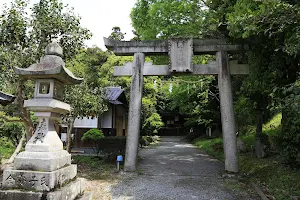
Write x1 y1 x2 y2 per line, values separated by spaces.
17 174 27 186
28 175 38 186
169 38 193 73
33 118 47 144
41 176 48 187
5 175 15 185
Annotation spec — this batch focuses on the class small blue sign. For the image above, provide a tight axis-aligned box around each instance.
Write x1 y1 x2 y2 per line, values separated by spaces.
117 155 123 162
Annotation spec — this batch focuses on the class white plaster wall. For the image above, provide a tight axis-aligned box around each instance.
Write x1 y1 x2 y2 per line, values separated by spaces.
101 106 112 128
74 117 98 128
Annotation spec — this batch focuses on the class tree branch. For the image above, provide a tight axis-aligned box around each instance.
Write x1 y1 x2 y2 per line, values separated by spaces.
0 115 23 123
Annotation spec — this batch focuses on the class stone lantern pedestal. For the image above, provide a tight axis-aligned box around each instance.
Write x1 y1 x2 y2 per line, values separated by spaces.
0 42 90 200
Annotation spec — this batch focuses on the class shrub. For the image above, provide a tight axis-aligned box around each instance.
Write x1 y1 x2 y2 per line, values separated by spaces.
275 84 300 167
82 129 104 154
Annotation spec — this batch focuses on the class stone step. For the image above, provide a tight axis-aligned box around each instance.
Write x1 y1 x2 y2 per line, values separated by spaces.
2 164 77 191
0 178 84 200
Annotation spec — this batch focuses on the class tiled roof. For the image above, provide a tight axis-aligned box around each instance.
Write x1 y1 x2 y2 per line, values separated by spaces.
105 87 124 105
0 91 15 106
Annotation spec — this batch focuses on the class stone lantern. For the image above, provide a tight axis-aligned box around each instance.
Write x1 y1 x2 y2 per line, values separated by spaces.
0 42 88 200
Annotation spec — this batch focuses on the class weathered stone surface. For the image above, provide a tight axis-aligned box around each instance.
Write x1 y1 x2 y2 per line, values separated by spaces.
2 165 76 191
104 37 249 56
114 61 249 76
45 41 63 56
77 192 93 200
23 117 64 152
0 190 44 200
14 150 71 171
169 38 193 73
124 53 145 172
14 42 82 85
24 98 71 114
0 178 84 200
47 178 84 200
237 138 246 152
217 51 238 173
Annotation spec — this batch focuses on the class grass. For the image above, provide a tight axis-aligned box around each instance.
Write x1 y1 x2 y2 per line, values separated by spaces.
193 137 224 161
193 113 300 200
0 138 15 162
72 155 117 180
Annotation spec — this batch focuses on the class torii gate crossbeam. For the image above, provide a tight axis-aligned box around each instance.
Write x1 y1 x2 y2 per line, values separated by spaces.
104 37 249 173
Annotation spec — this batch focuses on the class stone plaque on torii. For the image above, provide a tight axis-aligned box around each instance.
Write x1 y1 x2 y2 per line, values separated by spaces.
104 37 249 173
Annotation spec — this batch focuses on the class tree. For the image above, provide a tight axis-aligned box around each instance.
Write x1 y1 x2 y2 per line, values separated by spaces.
131 0 205 40
0 0 92 142
130 1 221 134
108 26 126 41
64 47 110 152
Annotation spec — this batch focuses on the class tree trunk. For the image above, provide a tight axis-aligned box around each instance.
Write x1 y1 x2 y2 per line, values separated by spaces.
66 117 75 153
17 80 34 141
255 109 264 158
1 132 25 171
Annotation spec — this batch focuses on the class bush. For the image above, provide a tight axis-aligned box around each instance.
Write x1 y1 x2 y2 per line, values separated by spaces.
81 129 104 154
0 138 15 164
275 84 300 167
82 128 104 141
139 135 160 147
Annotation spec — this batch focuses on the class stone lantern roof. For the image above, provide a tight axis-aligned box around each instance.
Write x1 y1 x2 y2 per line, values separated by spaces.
14 42 82 85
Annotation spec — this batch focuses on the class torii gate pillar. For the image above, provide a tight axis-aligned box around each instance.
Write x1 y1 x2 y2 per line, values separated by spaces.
124 53 145 171
217 51 238 172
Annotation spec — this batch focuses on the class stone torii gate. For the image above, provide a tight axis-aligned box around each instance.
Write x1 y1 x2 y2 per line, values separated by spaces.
104 38 249 173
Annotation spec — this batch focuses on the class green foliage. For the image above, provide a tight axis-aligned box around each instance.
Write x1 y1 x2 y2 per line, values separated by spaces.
139 135 160 147
82 128 104 142
193 113 299 199
0 122 25 147
81 128 104 155
0 138 15 161
239 154 300 200
193 137 224 161
0 0 92 140
131 0 205 40
274 82 300 167
108 26 126 41
143 113 164 134
72 155 114 180
170 75 219 127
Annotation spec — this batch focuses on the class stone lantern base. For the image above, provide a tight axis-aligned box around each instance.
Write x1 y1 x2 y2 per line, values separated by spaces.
0 178 84 200
0 112 90 200
0 160 88 200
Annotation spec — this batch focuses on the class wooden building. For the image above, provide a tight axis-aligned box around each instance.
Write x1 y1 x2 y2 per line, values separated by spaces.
71 87 128 148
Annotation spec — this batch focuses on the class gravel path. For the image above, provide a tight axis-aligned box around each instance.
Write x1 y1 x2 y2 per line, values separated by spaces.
110 136 258 200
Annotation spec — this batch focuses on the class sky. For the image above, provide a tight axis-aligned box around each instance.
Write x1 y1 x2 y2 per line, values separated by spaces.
0 0 136 50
